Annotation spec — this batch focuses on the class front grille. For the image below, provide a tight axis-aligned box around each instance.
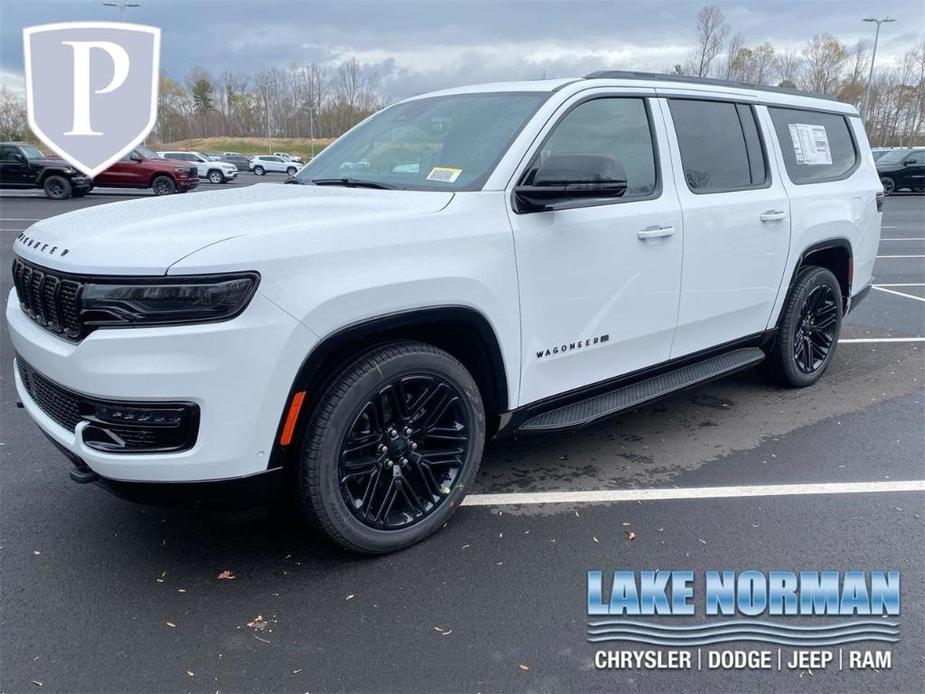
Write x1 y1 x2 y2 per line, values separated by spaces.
16 357 81 430
12 258 83 339
15 356 200 453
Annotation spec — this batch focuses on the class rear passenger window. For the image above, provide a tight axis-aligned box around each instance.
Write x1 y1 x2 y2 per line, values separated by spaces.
768 107 858 184
668 99 767 193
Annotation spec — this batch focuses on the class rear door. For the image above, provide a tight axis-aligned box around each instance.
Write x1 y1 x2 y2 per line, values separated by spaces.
658 96 790 358
509 92 684 405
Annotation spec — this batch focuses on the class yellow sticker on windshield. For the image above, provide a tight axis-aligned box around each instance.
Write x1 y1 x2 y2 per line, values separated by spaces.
427 166 462 183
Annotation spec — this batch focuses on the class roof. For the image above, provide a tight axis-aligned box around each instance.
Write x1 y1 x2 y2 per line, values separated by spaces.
584 70 842 103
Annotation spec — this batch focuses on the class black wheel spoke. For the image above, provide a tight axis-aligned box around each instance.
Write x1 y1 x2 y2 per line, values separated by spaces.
338 372 471 531
793 283 839 374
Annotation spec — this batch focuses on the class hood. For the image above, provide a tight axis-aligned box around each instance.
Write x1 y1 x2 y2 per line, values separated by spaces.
13 183 454 275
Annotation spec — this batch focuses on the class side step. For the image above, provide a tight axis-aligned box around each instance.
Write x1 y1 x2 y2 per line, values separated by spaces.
518 347 765 432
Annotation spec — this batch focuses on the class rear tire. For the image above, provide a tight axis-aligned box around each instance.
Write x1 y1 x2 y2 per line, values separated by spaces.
151 175 176 195
286 166 298 176
208 169 225 184
761 266 842 388
296 341 485 554
880 176 896 195
43 175 72 200
253 166 265 176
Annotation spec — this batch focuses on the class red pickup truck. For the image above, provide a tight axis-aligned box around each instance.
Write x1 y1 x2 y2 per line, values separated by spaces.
94 147 199 195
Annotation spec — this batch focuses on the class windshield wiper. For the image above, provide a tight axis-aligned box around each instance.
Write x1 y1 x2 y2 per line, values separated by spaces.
310 177 396 190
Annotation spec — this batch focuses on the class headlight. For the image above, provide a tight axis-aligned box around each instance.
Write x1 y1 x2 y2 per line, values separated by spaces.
174 167 188 173
80 273 259 328
63 167 76 174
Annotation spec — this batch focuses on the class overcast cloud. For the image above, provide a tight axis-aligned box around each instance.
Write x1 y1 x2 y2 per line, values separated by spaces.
1 0 923 98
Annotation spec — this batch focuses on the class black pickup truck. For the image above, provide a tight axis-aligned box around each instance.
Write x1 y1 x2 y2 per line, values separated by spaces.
0 142 94 199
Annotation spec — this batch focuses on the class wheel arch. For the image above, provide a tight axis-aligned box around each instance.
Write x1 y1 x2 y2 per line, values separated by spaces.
149 171 177 185
790 238 853 309
267 305 510 471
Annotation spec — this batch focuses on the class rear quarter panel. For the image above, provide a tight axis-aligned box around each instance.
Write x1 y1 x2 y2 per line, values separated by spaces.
762 109 881 327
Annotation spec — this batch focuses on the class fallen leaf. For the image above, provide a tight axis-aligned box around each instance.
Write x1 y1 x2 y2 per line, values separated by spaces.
31 681 43 687
292 669 303 674
622 522 632 527
177 588 187 593
247 615 268 630
217 570 235 580
433 626 452 635
186 671 195 677
166 621 176 628
33 551 41 556
592 536 599 543
345 594 355 601
518 663 530 671
624 531 636 541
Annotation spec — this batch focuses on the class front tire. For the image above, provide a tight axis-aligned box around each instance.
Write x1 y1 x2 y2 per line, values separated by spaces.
43 175 72 200
151 175 176 195
253 166 265 176
207 169 225 184
762 266 842 388
286 166 298 176
297 341 485 554
881 176 896 195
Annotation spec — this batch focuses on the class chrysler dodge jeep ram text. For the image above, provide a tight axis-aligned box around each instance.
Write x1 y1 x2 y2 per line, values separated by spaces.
8 72 881 553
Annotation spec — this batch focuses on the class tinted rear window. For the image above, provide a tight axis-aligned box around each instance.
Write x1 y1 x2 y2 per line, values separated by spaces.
768 107 858 184
668 99 767 193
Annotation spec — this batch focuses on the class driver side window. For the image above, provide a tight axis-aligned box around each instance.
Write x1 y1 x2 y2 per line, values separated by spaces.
527 97 658 199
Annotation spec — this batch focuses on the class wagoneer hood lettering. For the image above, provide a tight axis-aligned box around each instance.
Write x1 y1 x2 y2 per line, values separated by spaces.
13 183 453 275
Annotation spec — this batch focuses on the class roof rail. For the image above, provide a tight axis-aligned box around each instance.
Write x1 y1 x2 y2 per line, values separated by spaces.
583 70 843 103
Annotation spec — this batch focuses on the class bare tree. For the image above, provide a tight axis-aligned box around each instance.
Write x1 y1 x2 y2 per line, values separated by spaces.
686 5 729 77
723 33 746 80
0 86 27 140
775 48 804 88
801 33 849 95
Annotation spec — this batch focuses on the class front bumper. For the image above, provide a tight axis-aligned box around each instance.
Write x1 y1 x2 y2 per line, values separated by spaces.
175 176 199 191
70 176 94 191
7 288 317 483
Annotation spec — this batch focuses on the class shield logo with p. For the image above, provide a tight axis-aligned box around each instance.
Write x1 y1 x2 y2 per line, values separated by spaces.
24 22 160 177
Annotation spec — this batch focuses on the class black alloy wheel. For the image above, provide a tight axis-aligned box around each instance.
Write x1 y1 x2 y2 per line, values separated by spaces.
880 176 895 195
43 175 71 200
792 283 839 374
297 341 485 553
151 175 176 195
338 374 471 530
761 265 843 388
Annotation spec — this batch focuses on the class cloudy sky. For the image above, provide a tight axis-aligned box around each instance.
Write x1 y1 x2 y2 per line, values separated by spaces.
2 0 923 98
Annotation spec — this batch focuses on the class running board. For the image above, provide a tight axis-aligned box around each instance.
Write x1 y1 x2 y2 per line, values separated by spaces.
517 347 765 432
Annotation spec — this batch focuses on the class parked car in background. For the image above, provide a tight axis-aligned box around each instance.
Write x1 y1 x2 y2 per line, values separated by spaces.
876 147 925 194
250 155 299 176
157 151 239 184
273 152 304 164
220 153 251 171
0 142 94 199
202 152 223 161
93 147 198 195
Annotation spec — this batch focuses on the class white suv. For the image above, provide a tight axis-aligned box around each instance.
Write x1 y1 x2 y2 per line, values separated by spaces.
250 155 300 177
8 72 881 553
158 151 238 184
273 152 304 164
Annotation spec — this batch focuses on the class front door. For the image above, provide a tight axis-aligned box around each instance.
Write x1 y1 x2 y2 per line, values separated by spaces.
898 150 925 190
659 97 791 358
509 94 684 405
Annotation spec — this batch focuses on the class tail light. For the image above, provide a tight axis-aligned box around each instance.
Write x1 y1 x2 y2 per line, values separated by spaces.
876 191 884 212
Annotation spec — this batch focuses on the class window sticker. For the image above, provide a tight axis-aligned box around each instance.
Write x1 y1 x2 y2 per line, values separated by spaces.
788 123 832 166
426 166 462 183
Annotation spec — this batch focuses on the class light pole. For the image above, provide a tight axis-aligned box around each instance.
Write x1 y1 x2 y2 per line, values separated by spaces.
861 16 896 120
308 106 316 159
102 2 140 21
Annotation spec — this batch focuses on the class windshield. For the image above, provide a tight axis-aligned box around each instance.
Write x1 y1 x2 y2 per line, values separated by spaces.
20 145 44 159
293 92 548 191
877 150 908 164
136 146 159 159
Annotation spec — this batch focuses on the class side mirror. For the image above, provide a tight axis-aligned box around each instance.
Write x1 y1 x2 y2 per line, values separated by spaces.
130 152 143 161
903 159 915 166
514 154 628 212
12 152 26 163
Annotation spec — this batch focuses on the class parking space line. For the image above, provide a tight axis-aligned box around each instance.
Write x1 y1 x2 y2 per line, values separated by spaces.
875 283 925 287
462 480 925 507
872 286 925 302
839 337 925 343
876 255 925 258
0 218 40 222
881 238 925 241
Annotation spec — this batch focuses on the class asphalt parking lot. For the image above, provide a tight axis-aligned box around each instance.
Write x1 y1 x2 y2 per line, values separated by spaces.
0 178 923 693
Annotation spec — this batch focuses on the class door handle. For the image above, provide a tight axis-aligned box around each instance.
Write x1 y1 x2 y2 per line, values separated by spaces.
759 210 787 222
637 225 676 240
